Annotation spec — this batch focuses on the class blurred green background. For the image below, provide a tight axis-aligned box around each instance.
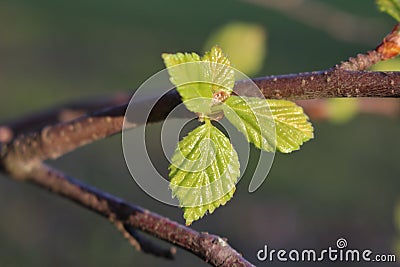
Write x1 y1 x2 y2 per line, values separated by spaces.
1 0 400 266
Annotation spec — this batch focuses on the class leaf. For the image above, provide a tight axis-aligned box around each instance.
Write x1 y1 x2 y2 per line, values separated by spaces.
370 57 400 71
169 121 240 225
223 96 313 153
162 52 213 114
162 46 234 115
202 46 235 95
327 99 359 124
377 0 400 21
222 96 276 152
268 99 314 153
204 22 267 76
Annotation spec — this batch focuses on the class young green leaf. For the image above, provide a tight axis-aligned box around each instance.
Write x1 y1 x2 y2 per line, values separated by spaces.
223 96 313 153
222 96 276 152
162 52 213 114
326 99 359 124
268 99 314 153
202 46 235 95
162 46 234 115
169 121 240 225
377 0 400 21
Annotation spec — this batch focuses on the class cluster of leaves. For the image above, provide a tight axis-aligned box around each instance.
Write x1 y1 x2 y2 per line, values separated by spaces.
162 47 313 225
153 0 400 226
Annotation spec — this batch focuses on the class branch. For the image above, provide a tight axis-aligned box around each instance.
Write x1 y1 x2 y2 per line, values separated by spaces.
337 23 400 71
16 163 253 266
3 24 400 164
242 69 400 99
122 224 176 259
0 93 131 143
3 68 400 168
0 90 186 169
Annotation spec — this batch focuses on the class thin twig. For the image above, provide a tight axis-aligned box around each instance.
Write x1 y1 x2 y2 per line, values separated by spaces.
3 24 400 163
21 163 253 266
2 68 400 170
337 23 400 71
122 224 176 259
0 93 131 143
